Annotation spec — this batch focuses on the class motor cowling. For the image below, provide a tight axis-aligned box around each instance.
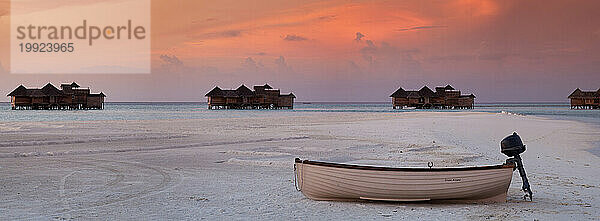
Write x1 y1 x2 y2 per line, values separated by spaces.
501 132 526 157
501 132 533 200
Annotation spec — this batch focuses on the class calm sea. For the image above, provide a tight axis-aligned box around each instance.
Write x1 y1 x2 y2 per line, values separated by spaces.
1 102 599 155
0 102 598 125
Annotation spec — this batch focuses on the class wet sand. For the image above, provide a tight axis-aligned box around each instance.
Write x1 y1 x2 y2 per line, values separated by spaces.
0 112 599 220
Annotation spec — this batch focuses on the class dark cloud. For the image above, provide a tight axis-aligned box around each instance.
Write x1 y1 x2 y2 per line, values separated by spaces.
275 56 294 74
346 61 363 74
478 53 513 61
359 40 377 58
218 30 242 37
243 57 257 66
159 55 184 67
158 54 186 72
355 32 365 41
275 56 286 66
358 40 422 75
191 18 218 25
192 14 334 40
397 25 447 32
318 15 337 21
267 14 336 28
196 30 242 39
283 34 308 41
242 57 265 70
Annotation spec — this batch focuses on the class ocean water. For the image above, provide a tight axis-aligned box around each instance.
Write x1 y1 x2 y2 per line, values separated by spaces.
1 102 599 155
0 102 598 125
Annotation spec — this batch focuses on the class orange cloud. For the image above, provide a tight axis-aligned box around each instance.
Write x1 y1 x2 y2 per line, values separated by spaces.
164 1 438 65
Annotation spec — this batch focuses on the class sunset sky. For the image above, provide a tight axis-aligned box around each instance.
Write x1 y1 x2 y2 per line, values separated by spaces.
0 0 599 102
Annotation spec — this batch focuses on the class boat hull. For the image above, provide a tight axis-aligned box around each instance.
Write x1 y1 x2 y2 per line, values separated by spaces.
294 159 515 203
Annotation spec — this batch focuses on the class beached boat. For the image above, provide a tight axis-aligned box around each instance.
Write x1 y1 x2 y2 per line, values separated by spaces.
294 159 514 203
294 132 533 203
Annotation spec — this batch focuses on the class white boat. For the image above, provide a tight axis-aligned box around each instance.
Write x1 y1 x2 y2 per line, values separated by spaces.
294 159 514 203
293 132 533 203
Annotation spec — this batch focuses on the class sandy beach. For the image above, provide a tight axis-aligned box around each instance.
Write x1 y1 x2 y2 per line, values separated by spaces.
0 111 599 220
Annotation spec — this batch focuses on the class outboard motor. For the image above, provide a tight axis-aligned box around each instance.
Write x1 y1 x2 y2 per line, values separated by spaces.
501 132 533 200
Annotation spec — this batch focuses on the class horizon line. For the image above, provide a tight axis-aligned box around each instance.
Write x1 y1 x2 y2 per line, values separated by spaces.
0 101 572 104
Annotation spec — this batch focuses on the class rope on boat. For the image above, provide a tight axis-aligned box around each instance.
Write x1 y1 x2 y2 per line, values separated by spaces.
294 164 299 191
293 162 304 191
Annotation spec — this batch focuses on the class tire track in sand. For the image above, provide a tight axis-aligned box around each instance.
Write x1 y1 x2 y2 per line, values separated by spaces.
48 158 180 219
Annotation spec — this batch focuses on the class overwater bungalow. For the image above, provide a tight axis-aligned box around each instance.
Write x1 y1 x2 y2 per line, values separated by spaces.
390 85 475 109
568 88 600 109
7 82 106 110
205 84 295 109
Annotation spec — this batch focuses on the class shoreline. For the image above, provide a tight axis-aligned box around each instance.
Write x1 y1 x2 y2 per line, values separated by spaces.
0 111 599 219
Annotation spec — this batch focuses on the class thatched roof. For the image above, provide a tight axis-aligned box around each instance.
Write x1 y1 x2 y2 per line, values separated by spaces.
280 93 296 98
253 83 274 91
390 84 474 99
7 82 102 98
88 92 106 97
569 88 599 98
390 87 406 97
418 86 435 97
7 85 27 96
568 88 582 98
236 85 254 96
205 86 240 97
407 91 421 98
41 83 63 96
205 86 223 97
61 82 80 87
60 82 80 94
7 83 63 97
206 84 292 98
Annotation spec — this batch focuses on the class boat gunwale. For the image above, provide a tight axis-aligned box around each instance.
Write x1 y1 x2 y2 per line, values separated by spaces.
295 158 515 171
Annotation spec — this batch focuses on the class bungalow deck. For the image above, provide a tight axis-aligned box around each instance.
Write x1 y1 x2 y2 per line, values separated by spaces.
568 88 600 109
390 85 475 109
205 84 295 109
7 82 106 110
